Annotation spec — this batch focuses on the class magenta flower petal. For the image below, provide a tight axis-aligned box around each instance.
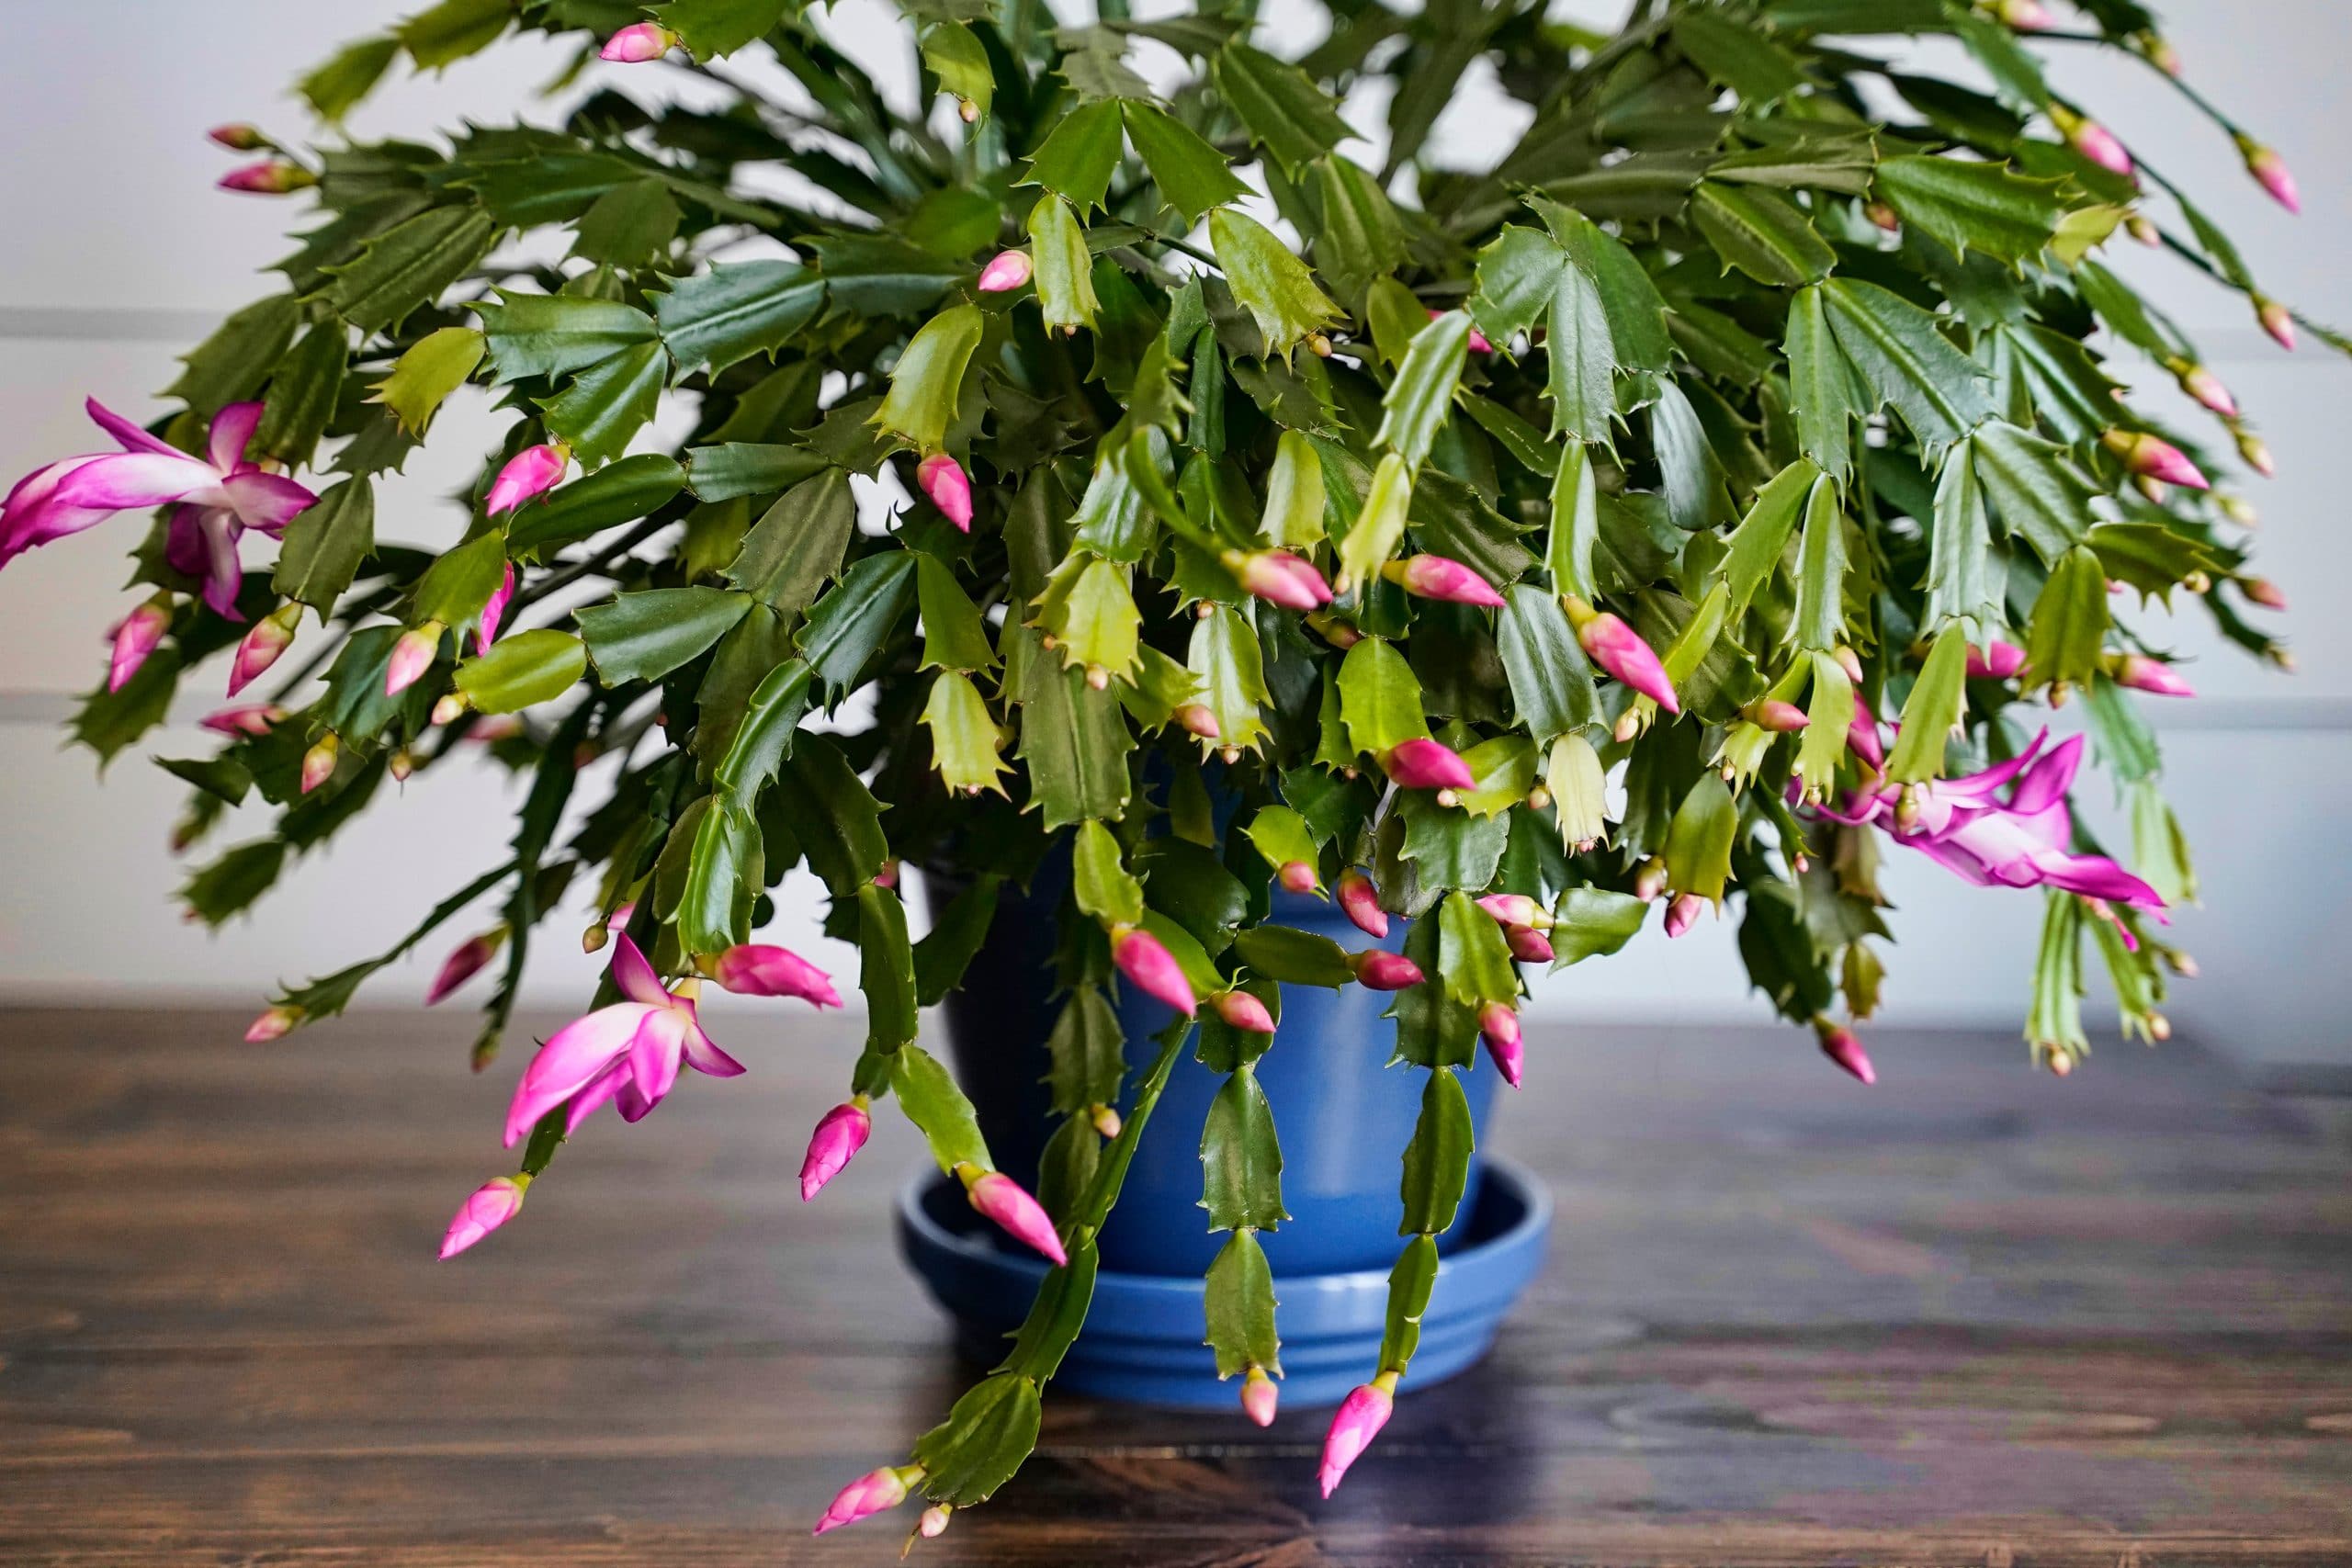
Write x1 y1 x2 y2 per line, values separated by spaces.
51 451 216 511
1394 554 1505 607
800 1100 873 1201
85 398 183 457
1317 1381 1395 1497
503 1002 661 1146
708 943 842 1007
207 402 266 473
627 1006 690 1111
1113 926 1197 1017
479 562 515 649
977 251 1033 292
608 933 672 1009
487 445 569 513
680 1025 746 1078
967 1171 1069 1265
1664 892 1704 939
438 1177 526 1260
1385 737 1475 792
1337 870 1389 939
1966 641 2028 680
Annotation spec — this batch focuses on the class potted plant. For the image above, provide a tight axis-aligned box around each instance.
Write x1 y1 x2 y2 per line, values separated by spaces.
1 0 2319 1542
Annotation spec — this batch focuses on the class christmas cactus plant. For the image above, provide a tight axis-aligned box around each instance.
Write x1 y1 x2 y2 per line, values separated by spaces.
3 0 2327 1539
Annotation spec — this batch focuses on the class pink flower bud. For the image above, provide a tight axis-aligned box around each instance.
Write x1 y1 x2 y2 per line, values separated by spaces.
1430 307 1494 354
1993 0 2055 28
479 562 515 649
1337 870 1389 939
438 1176 526 1259
228 605 299 697
1385 738 1475 791
2173 363 2238 419
208 123 267 151
1174 703 1221 739
2140 31 2183 74
600 22 681 62
1967 641 2028 680
1570 605 1680 713
1317 1379 1395 1497
1864 201 1901 233
488 444 569 513
977 251 1033 292
2239 138 2301 215
2257 298 2297 352
705 944 842 1007
1507 924 1555 964
108 598 170 694
1476 894 1551 930
426 928 504 1006
2114 654 2194 697
812 1465 913 1536
2237 431 2276 478
1664 892 1705 939
916 452 973 532
800 1100 873 1201
1387 553 1505 607
1351 950 1424 991
1240 1365 1279 1426
1819 1024 1876 1085
244 1005 300 1043
1228 549 1334 611
1742 699 1810 733
1112 926 1197 1017
875 860 901 890
200 703 285 738
300 736 340 795
2102 430 2209 491
218 160 316 194
1478 1002 1523 1087
2055 108 2132 178
1211 989 1275 1034
2242 577 2288 611
966 1169 1068 1266
1277 860 1317 894
386 623 442 697
919 1505 951 1539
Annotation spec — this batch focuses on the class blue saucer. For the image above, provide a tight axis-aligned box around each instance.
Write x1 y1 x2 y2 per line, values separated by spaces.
895 1156 1553 1410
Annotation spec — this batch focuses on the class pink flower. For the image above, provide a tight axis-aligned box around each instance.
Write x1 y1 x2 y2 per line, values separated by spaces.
2056 108 2132 178
977 251 1033 292
438 1176 526 1259
1240 1366 1279 1427
966 1168 1068 1265
1337 870 1388 938
502 936 746 1146
1385 738 1475 792
1664 892 1704 939
2257 299 2297 352
2240 139 2301 214
244 1005 299 1043
487 445 569 513
600 22 681 62
1317 1379 1396 1497
916 452 973 532
703 943 842 1007
1388 554 1505 607
1276 860 1317 894
1476 894 1551 931
1569 604 1679 713
479 562 515 649
1228 549 1333 611
426 929 504 1006
919 1506 951 1539
1818 1024 1876 1086
1174 703 1221 739
1967 641 2028 680
1211 990 1275 1034
1112 925 1197 1017
218 161 315 194
2114 654 2194 697
386 623 442 697
2103 430 2209 491
1430 307 1494 354
1507 924 1555 964
1745 699 1810 732
228 605 300 696
1 400 315 618
1479 1002 1523 1087
200 703 285 738
813 1465 914 1536
1351 950 1424 991
108 598 171 693
300 736 340 795
800 1100 872 1201
1821 731 2165 909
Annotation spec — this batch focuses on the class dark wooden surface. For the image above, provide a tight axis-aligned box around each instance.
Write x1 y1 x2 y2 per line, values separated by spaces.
5 1006 2351 1566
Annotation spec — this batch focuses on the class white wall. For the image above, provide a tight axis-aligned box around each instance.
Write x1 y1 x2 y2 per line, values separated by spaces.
0 3 2345 1063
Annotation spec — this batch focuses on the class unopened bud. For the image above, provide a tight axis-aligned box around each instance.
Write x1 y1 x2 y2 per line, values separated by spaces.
2256 297 2297 352
245 1005 301 1043
919 1505 952 1539
1240 1366 1279 1427
300 735 340 795
1864 200 1900 233
2241 577 2287 611
1306 333 1333 357
432 693 469 726
389 750 416 782
1090 1103 1123 1137
2236 430 2276 478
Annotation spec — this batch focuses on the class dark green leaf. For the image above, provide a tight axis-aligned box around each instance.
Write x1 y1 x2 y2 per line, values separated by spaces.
892 1043 991 1171
578 586 752 686
1120 101 1249 224
727 469 855 614
654 260 824 377
321 204 500 333
1230 924 1357 987
506 454 687 555
539 340 668 464
1496 584 1597 742
1548 886 1647 965
274 477 375 615
797 550 917 705
1214 42 1352 174
1204 1229 1282 1377
1398 1067 1474 1235
912 1374 1042 1508
1201 1066 1286 1231
859 879 919 1054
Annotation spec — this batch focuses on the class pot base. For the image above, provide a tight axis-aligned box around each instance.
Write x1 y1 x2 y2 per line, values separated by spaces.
896 1157 1552 1410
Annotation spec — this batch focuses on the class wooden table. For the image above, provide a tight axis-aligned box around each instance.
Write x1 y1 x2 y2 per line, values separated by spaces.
5 1006 2350 1565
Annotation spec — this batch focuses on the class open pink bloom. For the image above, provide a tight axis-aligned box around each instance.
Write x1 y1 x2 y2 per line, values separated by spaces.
1385 738 1475 792
438 1177 525 1259
1479 1002 1523 1087
386 623 441 697
1819 1026 1876 1085
800 1100 872 1201
600 22 680 62
228 606 299 696
218 161 314 194
1317 1380 1395 1497
1391 554 1504 607
1507 924 1555 964
1967 641 2028 681
1112 925 1197 1017
200 703 285 738
479 562 515 649
1230 549 1332 610
502 936 746 1146
426 929 504 1006
1430 308 1495 354
1476 894 1551 931
1822 731 2165 909
2103 430 2209 491
487 444 568 513
1211 989 1275 1034
916 452 973 532
705 943 842 1007
1352 950 1424 991
2114 654 2194 697
1664 892 1704 939
1240 1367 1279 1427
977 251 1033 292
109 599 170 693
1 400 315 618
1337 870 1388 938
967 1170 1068 1265
813 1465 913 1536
1575 610 1679 713
2242 141 2301 214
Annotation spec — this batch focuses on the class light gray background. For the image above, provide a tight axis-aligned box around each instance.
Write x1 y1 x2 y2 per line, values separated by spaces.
0 2 2342 1064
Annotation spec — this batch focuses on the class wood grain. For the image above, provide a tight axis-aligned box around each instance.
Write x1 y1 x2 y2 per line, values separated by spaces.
3 1006 2349 1565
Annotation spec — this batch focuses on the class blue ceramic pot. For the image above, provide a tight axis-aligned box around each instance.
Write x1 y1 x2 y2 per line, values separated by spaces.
931 872 1501 1278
